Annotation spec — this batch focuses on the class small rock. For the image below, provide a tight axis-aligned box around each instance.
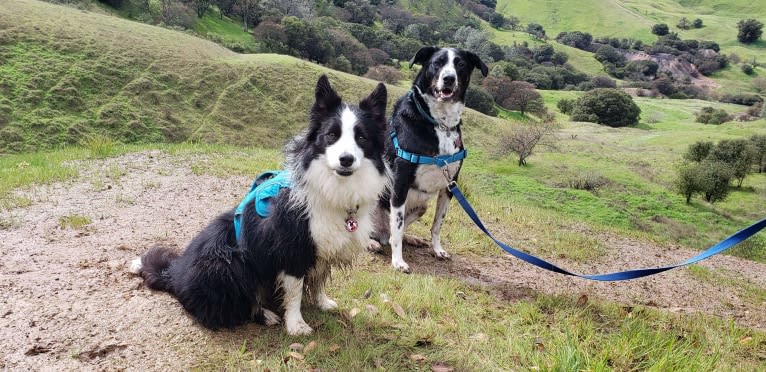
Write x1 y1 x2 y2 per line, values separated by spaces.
328 344 340 353
455 291 466 300
348 307 361 318
288 351 304 360
365 304 378 314
304 341 317 352
289 343 304 352
363 288 372 299
409 354 427 362
380 293 390 303
431 362 455 372
391 302 406 319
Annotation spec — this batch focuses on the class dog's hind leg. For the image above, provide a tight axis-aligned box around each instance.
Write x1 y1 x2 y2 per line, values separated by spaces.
278 273 313 335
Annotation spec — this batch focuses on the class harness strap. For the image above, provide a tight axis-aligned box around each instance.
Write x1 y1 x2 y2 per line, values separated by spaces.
233 171 291 240
448 182 766 281
391 131 467 167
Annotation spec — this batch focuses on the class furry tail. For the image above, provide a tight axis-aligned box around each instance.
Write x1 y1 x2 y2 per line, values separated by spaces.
129 247 179 293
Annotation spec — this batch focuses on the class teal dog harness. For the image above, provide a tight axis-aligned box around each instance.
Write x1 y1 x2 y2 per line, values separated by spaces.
233 171 291 240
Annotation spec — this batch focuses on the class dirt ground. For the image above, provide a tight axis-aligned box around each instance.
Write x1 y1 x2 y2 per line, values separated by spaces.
1 151 764 370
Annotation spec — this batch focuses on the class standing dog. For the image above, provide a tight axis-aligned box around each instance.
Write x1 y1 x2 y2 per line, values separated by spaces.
369 47 488 273
129 76 390 335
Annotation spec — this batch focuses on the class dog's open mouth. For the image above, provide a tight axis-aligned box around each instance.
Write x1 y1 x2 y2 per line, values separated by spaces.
436 87 454 100
335 169 354 177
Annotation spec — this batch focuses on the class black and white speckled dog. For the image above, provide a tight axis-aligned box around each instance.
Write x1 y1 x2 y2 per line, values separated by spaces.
129 76 390 335
368 47 488 273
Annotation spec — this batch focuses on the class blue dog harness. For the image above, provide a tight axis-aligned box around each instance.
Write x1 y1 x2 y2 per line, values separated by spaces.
233 171 291 240
391 89 467 167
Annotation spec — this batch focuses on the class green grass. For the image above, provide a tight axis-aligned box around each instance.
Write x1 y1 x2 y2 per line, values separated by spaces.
58 214 91 229
200 263 766 370
0 148 86 209
193 9 259 52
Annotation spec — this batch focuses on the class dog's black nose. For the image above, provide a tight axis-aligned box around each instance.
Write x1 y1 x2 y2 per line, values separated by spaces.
443 74 456 85
339 154 355 168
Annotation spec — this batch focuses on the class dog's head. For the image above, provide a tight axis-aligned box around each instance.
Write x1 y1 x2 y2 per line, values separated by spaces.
409 47 488 103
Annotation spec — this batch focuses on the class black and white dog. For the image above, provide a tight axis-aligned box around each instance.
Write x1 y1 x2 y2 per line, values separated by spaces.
369 47 487 273
129 76 390 335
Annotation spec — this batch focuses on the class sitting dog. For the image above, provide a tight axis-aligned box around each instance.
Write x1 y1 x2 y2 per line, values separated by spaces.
368 47 488 273
129 75 390 335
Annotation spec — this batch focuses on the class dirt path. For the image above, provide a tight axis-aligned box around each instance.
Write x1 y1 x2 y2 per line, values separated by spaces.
1 151 765 370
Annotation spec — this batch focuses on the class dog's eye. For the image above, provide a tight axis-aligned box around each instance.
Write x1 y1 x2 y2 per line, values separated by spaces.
326 132 337 141
457 60 466 68
356 134 367 143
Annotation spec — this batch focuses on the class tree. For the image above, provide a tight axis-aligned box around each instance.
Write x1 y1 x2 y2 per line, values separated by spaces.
750 135 766 173
742 64 754 75
570 88 641 127
193 0 210 17
594 45 625 65
526 23 546 39
684 141 713 162
708 139 756 187
693 18 703 28
677 17 690 30
498 120 558 166
490 61 520 81
532 44 554 63
454 26 494 63
501 81 544 116
363 65 403 84
695 107 731 124
481 75 514 106
652 23 669 36
676 163 705 203
700 161 733 203
591 76 616 88
464 87 497 117
753 77 766 93
737 19 764 43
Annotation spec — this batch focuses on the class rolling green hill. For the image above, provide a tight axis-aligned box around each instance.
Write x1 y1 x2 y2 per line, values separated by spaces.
0 0 503 153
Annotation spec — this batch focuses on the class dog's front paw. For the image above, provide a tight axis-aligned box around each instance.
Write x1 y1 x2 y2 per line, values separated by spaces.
262 309 281 326
391 258 411 274
128 257 142 274
433 249 451 260
286 319 313 336
366 239 383 254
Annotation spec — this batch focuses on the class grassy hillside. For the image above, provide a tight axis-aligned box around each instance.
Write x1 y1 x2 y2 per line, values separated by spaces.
0 0 504 153
496 0 766 92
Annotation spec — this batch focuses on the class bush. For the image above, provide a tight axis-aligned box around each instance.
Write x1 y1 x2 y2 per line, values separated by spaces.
526 23 546 39
161 2 197 29
677 17 690 30
464 87 497 117
652 23 669 36
695 107 731 124
742 64 755 75
557 98 575 114
753 77 766 93
591 76 616 88
594 45 625 65
490 61 520 80
363 65 403 84
708 139 757 187
570 88 641 127
684 141 713 162
719 93 763 106
693 18 703 28
737 19 764 44
555 31 593 49
499 81 544 115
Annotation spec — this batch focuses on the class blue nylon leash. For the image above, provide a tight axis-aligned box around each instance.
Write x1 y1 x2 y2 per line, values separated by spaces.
448 182 766 281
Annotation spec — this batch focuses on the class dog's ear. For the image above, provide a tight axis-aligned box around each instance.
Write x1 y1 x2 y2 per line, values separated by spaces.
359 82 387 126
465 51 489 77
409 46 439 69
312 75 342 116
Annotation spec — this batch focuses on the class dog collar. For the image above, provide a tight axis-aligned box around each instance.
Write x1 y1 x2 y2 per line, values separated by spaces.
390 130 467 167
408 88 440 127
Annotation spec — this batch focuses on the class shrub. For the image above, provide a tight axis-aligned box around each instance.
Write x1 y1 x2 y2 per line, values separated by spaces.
161 2 197 29
693 18 703 28
500 81 544 115
695 107 731 124
737 19 764 44
677 17 690 30
594 45 625 65
557 98 575 114
570 88 641 127
719 93 763 106
555 31 593 49
708 139 757 187
591 76 616 88
363 65 403 84
652 23 669 36
684 141 713 162
700 161 734 203
750 135 766 173
490 61 520 80
676 162 705 203
741 64 755 75
464 87 497 117
526 23 546 39
497 121 558 166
